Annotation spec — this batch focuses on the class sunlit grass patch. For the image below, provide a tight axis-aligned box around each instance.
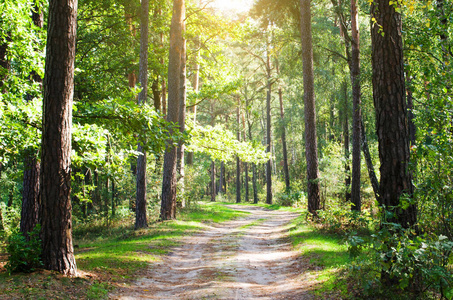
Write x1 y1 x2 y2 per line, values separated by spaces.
239 218 266 229
183 201 251 223
72 201 251 284
289 215 349 298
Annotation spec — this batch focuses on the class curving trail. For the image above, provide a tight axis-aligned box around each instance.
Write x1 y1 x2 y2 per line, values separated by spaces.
113 205 317 299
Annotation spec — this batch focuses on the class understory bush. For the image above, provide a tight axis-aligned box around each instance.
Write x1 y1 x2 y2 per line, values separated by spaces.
6 225 43 274
347 224 453 299
317 208 375 234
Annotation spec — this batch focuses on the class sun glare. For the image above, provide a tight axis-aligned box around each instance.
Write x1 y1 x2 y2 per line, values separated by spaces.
207 0 253 14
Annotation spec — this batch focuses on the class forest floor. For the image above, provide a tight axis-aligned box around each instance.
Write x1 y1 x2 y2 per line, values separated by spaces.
112 205 339 299
0 203 349 299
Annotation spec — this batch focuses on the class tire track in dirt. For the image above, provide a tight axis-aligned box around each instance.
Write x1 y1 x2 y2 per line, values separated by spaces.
113 205 317 299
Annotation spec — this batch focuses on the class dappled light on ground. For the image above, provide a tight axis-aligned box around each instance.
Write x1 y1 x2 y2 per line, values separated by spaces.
112 206 330 299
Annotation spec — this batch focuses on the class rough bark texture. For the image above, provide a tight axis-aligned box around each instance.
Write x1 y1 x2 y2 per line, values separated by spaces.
161 0 184 220
236 99 241 203
371 0 416 227
350 0 361 211
246 97 259 204
177 37 187 208
300 0 320 215
20 153 40 237
278 87 290 191
252 164 258 204
218 161 224 194
361 120 380 200
21 2 43 238
135 0 149 229
40 0 78 276
211 161 216 202
266 89 272 204
343 81 351 203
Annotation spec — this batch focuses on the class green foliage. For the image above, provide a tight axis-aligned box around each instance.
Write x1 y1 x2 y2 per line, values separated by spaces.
186 122 271 163
317 209 375 235
347 225 453 299
184 160 211 206
289 214 350 298
86 282 109 299
6 225 43 274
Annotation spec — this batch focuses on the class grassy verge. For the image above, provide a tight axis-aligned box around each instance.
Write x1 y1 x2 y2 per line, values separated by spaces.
289 215 350 299
0 202 249 299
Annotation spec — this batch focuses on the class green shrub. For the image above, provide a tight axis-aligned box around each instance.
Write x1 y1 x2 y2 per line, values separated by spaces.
347 224 453 299
6 225 43 274
317 208 374 234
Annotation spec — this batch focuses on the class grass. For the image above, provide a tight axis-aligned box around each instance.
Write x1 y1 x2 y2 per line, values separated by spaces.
0 201 250 299
0 201 353 299
288 214 350 298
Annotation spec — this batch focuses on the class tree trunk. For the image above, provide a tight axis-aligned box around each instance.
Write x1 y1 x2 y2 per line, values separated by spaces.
300 0 320 215
135 0 149 229
111 178 116 217
371 0 415 227
177 37 187 208
0 27 11 91
40 0 78 276
252 163 258 204
211 161 216 202
161 0 185 220
361 120 380 200
218 161 224 194
186 35 200 166
20 153 40 237
21 1 43 238
236 97 241 203
266 89 272 204
124 1 137 92
278 87 290 191
265 39 273 204
350 0 361 211
343 81 351 203
152 79 161 111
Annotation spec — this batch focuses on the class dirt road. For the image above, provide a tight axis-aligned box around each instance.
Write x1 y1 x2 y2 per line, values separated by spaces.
113 205 316 299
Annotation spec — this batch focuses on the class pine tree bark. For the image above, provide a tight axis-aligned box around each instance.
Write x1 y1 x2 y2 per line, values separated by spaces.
135 0 149 229
21 1 43 238
278 87 290 191
342 81 352 202
361 120 380 200
266 89 272 204
300 0 320 215
265 46 273 204
40 0 78 276
161 0 185 220
371 0 416 227
20 153 40 237
236 97 241 203
246 94 259 204
350 0 361 211
177 37 187 208
211 161 216 202
218 161 224 194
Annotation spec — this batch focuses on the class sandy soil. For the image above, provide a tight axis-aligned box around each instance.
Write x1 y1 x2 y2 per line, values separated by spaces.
112 205 319 299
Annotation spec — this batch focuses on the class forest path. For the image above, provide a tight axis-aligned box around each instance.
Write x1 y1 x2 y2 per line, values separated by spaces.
113 205 316 299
